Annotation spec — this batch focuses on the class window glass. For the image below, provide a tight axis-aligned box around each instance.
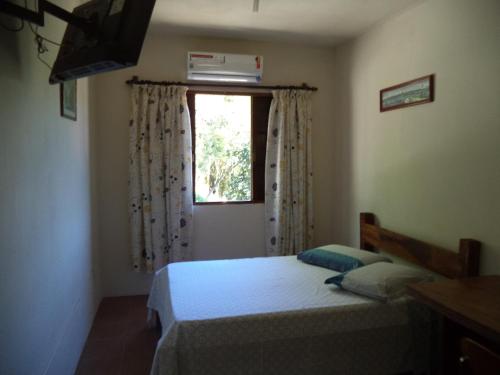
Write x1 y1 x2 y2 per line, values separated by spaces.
194 94 252 203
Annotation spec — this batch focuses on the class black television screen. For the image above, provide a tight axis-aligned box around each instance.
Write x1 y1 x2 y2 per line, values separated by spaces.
49 0 156 84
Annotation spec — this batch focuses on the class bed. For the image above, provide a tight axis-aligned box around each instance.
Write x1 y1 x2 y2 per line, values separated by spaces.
147 213 480 375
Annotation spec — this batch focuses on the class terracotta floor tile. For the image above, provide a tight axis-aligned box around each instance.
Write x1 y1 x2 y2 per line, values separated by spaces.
76 338 125 375
76 295 159 375
122 330 160 375
87 318 131 340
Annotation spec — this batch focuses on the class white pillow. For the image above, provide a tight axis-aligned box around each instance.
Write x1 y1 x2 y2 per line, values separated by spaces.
325 262 434 301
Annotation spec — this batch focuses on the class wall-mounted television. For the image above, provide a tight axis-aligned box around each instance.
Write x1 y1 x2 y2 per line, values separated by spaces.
49 0 156 84
0 0 156 84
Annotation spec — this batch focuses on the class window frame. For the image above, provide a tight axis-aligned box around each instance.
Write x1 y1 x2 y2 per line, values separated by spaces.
187 90 272 206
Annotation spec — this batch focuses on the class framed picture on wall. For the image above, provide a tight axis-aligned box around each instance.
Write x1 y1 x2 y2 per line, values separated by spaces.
380 74 434 112
60 80 77 121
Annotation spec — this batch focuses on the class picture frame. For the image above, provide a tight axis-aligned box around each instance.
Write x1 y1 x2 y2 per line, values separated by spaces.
60 80 77 121
380 74 434 112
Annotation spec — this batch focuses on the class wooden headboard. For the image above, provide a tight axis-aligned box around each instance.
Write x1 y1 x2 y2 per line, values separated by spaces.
359 213 481 278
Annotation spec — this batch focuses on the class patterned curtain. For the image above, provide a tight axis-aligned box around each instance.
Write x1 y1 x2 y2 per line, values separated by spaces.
265 90 314 256
128 85 193 272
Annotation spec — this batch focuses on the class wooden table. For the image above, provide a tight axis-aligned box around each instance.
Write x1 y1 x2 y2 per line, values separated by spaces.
408 276 500 374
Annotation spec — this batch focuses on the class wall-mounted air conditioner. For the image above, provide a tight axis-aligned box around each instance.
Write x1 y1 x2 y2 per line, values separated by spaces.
187 52 263 83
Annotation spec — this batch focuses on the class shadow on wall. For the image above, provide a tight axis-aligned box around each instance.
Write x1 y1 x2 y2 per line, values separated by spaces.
331 46 355 246
88 77 103 304
0 18 23 81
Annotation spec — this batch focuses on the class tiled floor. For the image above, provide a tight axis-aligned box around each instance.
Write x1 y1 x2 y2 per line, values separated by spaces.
76 295 160 375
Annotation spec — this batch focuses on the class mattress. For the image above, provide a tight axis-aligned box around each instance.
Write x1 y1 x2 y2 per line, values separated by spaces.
147 256 435 375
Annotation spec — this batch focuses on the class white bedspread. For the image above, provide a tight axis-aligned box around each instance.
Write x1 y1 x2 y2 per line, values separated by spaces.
148 256 434 375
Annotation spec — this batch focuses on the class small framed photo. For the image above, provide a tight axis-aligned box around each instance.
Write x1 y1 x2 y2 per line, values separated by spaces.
60 80 77 120
380 74 434 112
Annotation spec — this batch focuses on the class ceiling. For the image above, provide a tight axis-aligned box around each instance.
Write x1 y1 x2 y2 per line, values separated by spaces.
149 0 423 46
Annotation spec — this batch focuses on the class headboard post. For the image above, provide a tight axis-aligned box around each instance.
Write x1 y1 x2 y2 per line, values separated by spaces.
459 239 481 277
360 212 376 252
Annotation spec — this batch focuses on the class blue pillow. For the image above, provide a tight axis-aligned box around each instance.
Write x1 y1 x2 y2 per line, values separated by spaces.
297 249 364 272
324 273 346 286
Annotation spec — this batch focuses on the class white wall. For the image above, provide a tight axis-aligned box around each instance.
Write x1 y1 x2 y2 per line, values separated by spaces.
0 1 101 373
332 0 500 274
193 204 267 260
93 33 336 296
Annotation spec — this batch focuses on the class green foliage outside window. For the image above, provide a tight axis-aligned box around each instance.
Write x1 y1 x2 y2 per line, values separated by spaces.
195 95 252 202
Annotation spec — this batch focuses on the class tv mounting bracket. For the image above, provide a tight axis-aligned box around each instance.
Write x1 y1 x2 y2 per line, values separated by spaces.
0 0 98 36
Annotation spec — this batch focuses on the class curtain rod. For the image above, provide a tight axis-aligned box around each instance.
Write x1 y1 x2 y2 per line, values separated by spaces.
125 76 318 92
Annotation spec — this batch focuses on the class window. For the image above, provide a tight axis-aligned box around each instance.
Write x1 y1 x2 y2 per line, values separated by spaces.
187 91 272 204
